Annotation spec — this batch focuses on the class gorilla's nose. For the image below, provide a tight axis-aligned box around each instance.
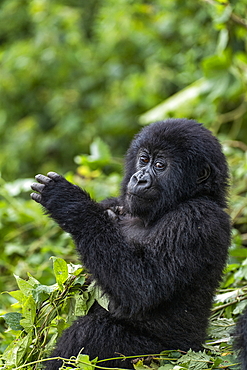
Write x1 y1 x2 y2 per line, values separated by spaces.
131 170 152 190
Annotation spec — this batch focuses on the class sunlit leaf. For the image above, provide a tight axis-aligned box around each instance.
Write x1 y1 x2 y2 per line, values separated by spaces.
51 256 69 289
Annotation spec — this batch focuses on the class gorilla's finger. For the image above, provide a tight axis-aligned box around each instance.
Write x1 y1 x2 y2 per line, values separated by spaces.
35 174 52 185
105 209 118 220
47 171 61 181
31 183 45 193
30 192 42 203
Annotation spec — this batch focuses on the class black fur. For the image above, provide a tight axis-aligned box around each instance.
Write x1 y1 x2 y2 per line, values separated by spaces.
31 119 231 369
234 308 247 370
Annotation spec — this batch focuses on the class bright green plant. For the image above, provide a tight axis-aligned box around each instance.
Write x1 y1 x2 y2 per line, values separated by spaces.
1 0 247 182
1 257 101 369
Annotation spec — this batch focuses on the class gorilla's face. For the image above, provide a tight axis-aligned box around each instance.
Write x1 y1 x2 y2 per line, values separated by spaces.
127 149 168 197
123 119 228 224
125 148 176 222
126 147 213 223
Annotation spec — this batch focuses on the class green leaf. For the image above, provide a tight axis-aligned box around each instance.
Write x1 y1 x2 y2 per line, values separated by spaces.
211 357 223 368
90 138 111 162
88 281 109 311
8 289 25 303
14 274 35 296
133 359 149 370
32 284 55 303
2 331 32 366
76 354 94 370
219 353 239 369
20 296 36 331
176 350 211 370
27 272 41 285
3 312 23 331
157 366 175 370
51 257 69 289
208 318 235 340
93 285 110 311
214 289 243 303
217 29 229 53
75 292 93 316
75 138 112 169
233 300 247 315
68 262 84 276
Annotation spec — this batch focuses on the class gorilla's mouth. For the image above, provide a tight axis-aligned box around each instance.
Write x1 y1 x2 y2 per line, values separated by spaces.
127 191 148 199
127 191 154 202
127 191 141 197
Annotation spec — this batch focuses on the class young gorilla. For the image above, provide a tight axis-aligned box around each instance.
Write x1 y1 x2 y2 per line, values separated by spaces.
31 119 231 370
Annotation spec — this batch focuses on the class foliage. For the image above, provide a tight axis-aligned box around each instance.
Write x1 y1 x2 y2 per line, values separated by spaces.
0 258 243 369
1 0 247 368
0 258 96 369
0 138 121 353
1 0 247 181
140 0 247 137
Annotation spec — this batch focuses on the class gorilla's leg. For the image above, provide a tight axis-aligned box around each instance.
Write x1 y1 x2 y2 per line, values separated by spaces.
45 306 163 370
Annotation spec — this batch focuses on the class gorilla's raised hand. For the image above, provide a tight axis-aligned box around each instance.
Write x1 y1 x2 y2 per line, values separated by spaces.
31 172 92 234
31 172 61 204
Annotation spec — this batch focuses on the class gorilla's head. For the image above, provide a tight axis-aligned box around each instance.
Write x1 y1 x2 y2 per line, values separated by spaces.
122 119 229 223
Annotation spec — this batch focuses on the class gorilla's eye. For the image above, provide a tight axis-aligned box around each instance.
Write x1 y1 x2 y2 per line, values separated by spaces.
155 162 165 169
140 156 149 164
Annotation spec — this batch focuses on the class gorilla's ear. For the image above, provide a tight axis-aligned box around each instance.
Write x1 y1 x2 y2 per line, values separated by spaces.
197 164 211 184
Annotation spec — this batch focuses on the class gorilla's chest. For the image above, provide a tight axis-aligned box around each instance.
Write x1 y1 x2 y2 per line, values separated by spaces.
119 216 153 246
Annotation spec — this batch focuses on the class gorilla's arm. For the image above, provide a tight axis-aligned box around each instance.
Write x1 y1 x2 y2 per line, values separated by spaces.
31 172 227 318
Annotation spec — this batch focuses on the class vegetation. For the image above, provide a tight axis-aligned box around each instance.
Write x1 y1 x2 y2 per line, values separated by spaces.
1 0 247 180
1 0 247 369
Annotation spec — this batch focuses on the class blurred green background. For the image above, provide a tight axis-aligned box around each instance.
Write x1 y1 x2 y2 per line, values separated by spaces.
1 0 247 180
1 0 247 356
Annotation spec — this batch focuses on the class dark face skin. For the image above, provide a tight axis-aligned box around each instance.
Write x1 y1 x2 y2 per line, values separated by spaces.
127 149 168 194
126 149 171 221
127 149 168 195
